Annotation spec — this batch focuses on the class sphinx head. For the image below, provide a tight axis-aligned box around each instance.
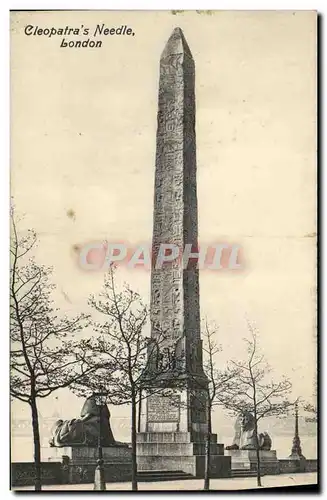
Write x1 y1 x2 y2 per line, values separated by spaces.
80 394 110 421
241 411 255 431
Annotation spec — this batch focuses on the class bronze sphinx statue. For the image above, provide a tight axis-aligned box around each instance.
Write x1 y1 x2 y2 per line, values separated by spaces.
49 395 126 448
225 411 272 451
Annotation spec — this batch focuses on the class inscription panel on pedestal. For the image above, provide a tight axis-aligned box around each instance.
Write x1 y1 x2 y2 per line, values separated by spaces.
147 394 181 422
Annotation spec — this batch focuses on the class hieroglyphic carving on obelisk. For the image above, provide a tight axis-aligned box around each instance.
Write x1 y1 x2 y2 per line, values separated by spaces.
150 27 204 379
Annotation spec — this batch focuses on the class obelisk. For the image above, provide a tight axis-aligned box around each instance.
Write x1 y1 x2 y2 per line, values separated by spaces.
137 28 229 477
149 26 205 385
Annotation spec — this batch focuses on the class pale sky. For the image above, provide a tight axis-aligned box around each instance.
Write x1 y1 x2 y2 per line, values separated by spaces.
11 11 316 456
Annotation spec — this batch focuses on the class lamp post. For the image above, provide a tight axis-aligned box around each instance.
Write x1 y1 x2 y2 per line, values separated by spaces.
289 400 305 459
94 391 107 491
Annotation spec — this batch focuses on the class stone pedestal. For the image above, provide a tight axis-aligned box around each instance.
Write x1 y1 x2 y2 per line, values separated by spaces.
288 454 307 473
137 388 231 477
137 431 230 478
225 449 279 475
49 446 131 463
137 390 230 478
46 446 132 484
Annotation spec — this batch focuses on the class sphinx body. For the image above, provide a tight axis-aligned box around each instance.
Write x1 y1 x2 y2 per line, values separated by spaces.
225 411 272 451
49 395 120 448
260 431 272 451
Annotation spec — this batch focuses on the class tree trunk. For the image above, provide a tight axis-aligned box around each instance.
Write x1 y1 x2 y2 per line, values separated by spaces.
30 396 42 491
204 404 212 490
137 390 142 432
131 395 138 491
254 417 262 487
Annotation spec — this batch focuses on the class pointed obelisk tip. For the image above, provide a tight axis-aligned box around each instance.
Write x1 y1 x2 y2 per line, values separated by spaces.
172 27 183 36
161 26 193 59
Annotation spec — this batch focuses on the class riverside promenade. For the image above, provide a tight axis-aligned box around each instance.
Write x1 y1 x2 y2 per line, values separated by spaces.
13 472 318 491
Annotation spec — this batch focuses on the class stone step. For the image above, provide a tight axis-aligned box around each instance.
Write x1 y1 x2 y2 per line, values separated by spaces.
137 470 194 482
138 469 193 476
231 469 260 478
137 432 218 444
137 442 223 456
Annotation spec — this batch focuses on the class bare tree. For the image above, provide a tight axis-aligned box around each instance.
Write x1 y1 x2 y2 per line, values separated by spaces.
71 266 168 491
10 211 91 491
171 319 238 490
218 319 293 487
304 377 317 423
201 320 239 490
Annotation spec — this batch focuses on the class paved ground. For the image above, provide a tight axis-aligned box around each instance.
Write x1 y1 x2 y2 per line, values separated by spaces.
13 472 318 491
